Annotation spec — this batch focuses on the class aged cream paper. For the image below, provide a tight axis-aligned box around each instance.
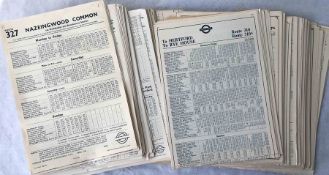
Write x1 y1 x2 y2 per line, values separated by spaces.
0 1 138 174
154 10 280 168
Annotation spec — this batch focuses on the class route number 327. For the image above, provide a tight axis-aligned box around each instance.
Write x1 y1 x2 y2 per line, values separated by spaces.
5 29 18 38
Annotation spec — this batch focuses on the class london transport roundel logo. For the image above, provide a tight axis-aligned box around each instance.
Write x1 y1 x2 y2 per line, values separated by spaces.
115 132 129 144
200 24 213 34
